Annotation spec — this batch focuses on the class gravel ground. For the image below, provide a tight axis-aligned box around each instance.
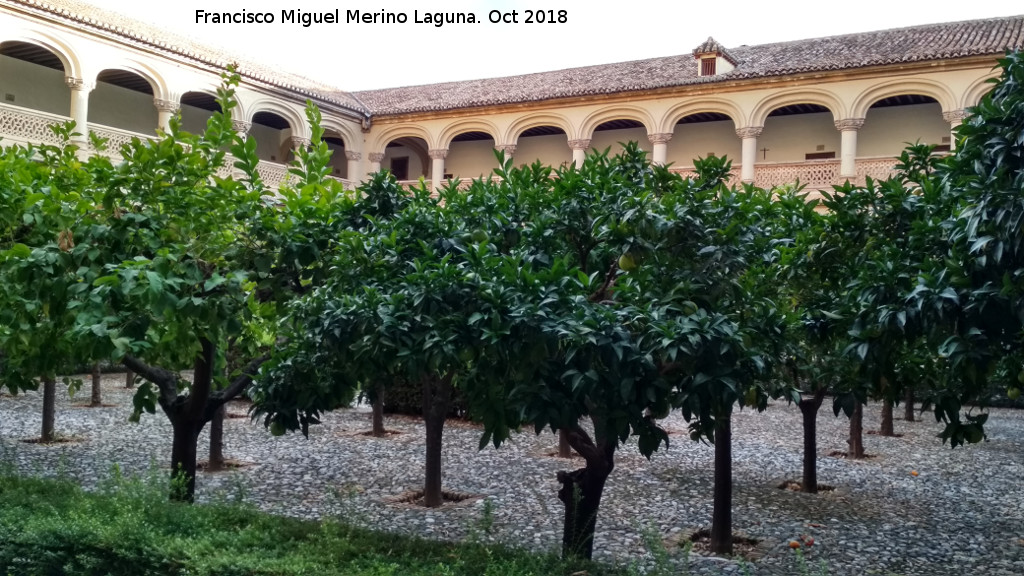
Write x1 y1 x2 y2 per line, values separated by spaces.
2 374 1023 575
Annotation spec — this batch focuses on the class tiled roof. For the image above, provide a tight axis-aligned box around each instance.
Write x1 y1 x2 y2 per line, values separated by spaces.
2 0 370 116
354 15 1024 116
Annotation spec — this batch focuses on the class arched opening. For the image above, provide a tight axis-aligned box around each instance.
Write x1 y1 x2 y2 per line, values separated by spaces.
448 131 497 180
668 112 739 169
590 119 648 156
861 95 946 156
322 132 347 179
383 136 429 181
761 103 838 163
0 41 66 116
516 125 570 168
250 111 293 163
179 91 220 134
89 69 156 134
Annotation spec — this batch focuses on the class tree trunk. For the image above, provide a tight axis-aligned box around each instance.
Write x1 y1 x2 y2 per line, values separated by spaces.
904 388 915 422
848 402 865 459
169 415 203 501
371 381 385 437
880 399 895 436
710 415 733 554
125 369 135 389
90 362 102 407
798 389 826 494
421 372 454 508
207 403 225 471
558 429 572 458
557 426 614 560
41 374 55 442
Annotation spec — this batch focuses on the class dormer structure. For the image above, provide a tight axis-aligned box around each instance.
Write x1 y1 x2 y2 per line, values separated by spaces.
693 37 737 76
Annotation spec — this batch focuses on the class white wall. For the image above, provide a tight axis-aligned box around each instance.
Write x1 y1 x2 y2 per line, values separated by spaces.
88 80 156 134
860 103 946 156
667 119 742 167
589 127 651 158
447 138 497 178
0 55 67 115
514 133 571 168
760 112 841 163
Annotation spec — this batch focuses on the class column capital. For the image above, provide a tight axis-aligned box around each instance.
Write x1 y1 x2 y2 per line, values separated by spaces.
428 148 448 160
65 77 94 92
735 126 763 139
943 109 969 123
368 152 386 163
647 133 673 145
154 98 180 113
495 144 517 156
568 139 591 151
231 120 251 134
345 150 362 161
834 118 866 131
290 136 312 150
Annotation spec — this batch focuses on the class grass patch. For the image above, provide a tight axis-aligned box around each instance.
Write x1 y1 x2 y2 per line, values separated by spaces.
0 471 624 576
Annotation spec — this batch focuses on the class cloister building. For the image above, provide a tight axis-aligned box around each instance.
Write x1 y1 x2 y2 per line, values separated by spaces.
1 0 1023 192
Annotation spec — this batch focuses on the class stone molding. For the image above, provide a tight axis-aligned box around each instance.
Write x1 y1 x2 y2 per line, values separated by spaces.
231 120 251 134
290 136 311 149
647 133 673 145
428 148 448 160
345 150 362 161
64 77 94 92
153 98 180 113
568 139 591 150
942 109 969 123
368 152 386 163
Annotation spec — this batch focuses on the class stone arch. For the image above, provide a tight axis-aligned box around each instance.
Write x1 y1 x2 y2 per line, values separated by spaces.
0 27 82 79
245 98 307 139
750 89 844 126
851 79 955 119
88 57 169 101
320 117 360 151
961 74 999 110
578 105 656 140
503 112 574 144
438 118 500 149
367 123 435 154
89 67 162 134
661 100 743 133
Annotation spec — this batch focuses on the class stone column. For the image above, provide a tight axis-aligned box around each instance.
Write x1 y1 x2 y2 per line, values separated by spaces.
647 133 673 166
369 152 385 174
429 148 448 190
736 126 763 184
495 144 516 165
154 98 180 133
65 77 93 144
943 109 969 151
345 150 362 183
568 139 590 167
834 118 865 179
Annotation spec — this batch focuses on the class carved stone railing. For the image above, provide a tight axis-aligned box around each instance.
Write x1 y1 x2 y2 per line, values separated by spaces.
670 157 901 190
0 102 71 146
89 124 153 156
669 166 742 184
255 161 291 188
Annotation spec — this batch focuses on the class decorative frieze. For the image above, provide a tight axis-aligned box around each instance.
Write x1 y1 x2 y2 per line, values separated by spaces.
154 98 180 113
290 136 312 150
735 126 763 139
495 144 516 156
231 120 251 135
942 109 969 123
64 77 93 92
368 152 386 163
345 150 362 161
834 118 866 131
647 133 673 145
568 139 591 151
428 148 448 160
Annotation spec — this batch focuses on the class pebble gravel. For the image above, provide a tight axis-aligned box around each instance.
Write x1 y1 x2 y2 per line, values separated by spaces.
2 374 1023 575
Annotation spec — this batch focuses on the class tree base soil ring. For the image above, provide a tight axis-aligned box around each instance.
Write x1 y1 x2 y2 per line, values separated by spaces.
827 450 877 459
867 430 905 437
197 458 254 472
357 429 403 437
667 528 768 561
21 435 82 445
776 479 837 493
385 489 480 509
